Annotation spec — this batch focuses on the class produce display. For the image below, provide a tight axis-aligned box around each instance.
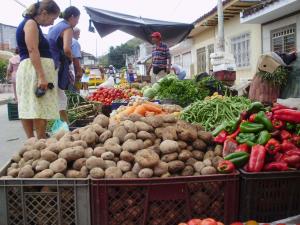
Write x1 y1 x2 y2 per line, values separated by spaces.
179 218 224 225
180 96 251 131
213 102 300 172
3 113 227 179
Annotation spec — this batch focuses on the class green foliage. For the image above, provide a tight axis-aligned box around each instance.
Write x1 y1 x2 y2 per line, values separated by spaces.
108 43 136 69
0 59 8 83
257 66 288 87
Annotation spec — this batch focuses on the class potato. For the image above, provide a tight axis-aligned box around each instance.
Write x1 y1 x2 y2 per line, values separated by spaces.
124 133 136 141
161 153 178 162
18 158 26 168
12 153 21 163
176 120 198 142
203 159 212 166
194 172 201 176
177 141 188 149
33 140 47 150
34 169 54 178
84 147 94 158
23 150 41 161
99 130 112 143
24 137 38 146
168 160 185 173
7 168 19 177
192 150 204 160
212 156 224 169
18 165 34 178
105 167 122 178
73 158 87 170
71 140 88 149
90 167 105 178
101 152 114 160
122 171 138 179
178 150 193 161
58 146 84 161
80 166 89 178
71 133 81 141
104 137 120 145
135 121 153 132
113 126 127 143
154 138 161 146
41 150 58 162
52 173 65 178
204 150 215 160
193 161 205 173
86 156 106 170
123 120 138 133
66 170 82 178
132 163 141 174
24 159 34 166
137 131 154 141
155 127 177 140
35 160 50 172
135 149 159 168
46 143 61 154
128 113 142 122
45 138 57 145
104 143 122 155
143 139 152 148
93 147 106 157
53 130 66 140
214 145 223 156
10 163 18 168
49 158 67 173
181 165 194 176
93 114 109 128
120 151 134 162
19 145 31 156
113 157 119 162
122 139 144 153
162 114 177 123
81 129 98 146
160 140 179 154
138 168 153 178
142 116 164 128
117 160 132 172
198 131 213 143
153 161 168 176
192 139 207 150
104 160 117 169
161 172 171 178
201 166 217 175
91 123 106 135
57 141 73 150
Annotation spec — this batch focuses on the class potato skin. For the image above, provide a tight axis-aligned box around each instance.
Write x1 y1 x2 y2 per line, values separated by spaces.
160 140 179 154
122 139 144 153
153 161 168 176
117 160 132 172
138 168 153 178
120 151 135 162
135 149 159 168
18 165 34 178
50 158 68 173
41 150 58 162
58 146 84 162
90 168 105 178
35 160 50 172
168 160 185 173
105 167 123 178
34 169 54 178
122 171 138 179
161 153 178 163
86 156 106 170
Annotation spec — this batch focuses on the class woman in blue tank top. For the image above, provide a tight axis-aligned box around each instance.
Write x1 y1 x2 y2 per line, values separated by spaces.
16 0 60 139
47 6 80 123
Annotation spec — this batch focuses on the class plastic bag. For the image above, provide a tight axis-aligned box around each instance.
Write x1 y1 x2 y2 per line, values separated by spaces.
51 119 69 135
98 76 115 88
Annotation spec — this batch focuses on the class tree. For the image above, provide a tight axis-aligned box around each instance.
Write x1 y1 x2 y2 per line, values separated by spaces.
107 43 136 69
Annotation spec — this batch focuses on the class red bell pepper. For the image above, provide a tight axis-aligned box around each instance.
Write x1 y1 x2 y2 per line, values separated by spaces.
214 130 228 144
281 140 298 152
273 109 300 123
283 154 300 168
280 130 292 140
265 138 281 155
227 127 240 139
243 163 249 172
249 114 256 122
285 149 300 157
217 160 235 174
248 145 266 172
272 119 285 129
222 138 238 157
263 162 289 171
274 152 284 162
272 103 297 112
235 143 250 153
266 111 273 120
292 135 300 147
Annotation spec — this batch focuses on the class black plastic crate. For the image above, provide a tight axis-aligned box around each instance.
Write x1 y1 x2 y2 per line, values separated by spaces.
69 116 95 131
239 169 300 222
7 102 19 120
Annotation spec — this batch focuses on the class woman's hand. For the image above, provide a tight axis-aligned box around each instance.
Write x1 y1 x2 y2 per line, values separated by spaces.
38 76 48 90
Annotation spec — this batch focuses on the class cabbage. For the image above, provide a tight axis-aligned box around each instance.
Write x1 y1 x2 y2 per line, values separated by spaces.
152 83 160 92
143 88 156 99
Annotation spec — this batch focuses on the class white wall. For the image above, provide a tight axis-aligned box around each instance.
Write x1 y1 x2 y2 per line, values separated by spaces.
262 13 300 53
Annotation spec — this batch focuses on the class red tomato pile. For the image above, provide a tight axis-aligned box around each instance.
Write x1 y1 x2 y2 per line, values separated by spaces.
179 218 224 225
123 88 142 97
89 87 127 105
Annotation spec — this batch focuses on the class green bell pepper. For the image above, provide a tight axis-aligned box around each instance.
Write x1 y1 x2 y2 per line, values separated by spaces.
224 118 240 134
247 102 265 114
256 130 271 145
212 122 228 136
224 152 250 168
236 133 256 144
286 122 296 131
254 111 273 131
240 122 264 133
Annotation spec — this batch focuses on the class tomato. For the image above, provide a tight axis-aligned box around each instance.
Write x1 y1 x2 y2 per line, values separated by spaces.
245 221 258 225
230 223 243 225
217 222 224 225
179 223 188 225
187 219 202 225
201 218 217 225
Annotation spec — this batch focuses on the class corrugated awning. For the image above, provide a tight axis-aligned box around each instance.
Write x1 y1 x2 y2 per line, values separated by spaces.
85 6 194 47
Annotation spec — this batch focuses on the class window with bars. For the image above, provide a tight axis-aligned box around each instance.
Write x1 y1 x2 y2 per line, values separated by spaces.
197 47 206 73
271 24 296 53
231 33 250 68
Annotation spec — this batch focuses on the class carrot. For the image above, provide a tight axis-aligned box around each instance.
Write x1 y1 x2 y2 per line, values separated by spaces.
143 103 162 113
118 106 136 116
133 105 147 116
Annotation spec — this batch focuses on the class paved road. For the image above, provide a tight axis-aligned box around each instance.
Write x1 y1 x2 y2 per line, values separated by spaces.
0 104 26 169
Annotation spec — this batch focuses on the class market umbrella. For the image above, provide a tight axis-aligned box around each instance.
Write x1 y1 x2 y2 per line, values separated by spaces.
85 7 194 47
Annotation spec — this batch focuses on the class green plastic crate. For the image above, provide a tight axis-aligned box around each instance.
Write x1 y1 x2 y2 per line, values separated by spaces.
7 102 19 120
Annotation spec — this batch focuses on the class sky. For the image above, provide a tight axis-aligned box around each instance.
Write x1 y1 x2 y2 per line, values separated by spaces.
0 0 218 56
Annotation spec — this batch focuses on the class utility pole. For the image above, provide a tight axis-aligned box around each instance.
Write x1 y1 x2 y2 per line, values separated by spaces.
217 0 225 52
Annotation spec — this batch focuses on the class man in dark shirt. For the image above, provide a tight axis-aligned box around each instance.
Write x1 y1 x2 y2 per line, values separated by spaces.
147 32 171 83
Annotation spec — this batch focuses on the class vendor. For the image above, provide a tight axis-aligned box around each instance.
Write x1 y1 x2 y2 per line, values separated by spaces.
171 64 186 80
126 63 136 85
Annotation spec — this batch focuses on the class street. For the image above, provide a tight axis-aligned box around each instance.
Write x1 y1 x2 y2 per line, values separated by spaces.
0 104 26 168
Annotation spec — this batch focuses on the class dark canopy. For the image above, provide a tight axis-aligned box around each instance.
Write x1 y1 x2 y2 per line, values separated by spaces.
85 7 194 47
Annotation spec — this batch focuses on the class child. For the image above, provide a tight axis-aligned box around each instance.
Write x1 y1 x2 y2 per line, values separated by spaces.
81 67 90 97
126 63 135 86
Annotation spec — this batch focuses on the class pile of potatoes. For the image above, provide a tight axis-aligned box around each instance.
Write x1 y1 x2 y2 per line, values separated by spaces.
3 113 224 179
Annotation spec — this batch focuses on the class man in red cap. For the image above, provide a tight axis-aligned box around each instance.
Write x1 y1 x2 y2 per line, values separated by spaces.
147 32 171 83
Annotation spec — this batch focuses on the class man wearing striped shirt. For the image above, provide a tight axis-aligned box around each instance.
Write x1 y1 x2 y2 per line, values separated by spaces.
147 32 171 83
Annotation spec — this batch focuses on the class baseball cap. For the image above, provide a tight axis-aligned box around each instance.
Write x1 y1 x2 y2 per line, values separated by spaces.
151 32 161 39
